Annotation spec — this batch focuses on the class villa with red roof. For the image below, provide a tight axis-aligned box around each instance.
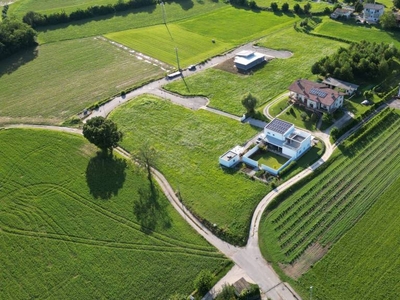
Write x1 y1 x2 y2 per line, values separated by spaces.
288 79 344 114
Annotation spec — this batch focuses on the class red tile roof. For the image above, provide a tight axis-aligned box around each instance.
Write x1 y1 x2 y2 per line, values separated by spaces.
288 79 341 106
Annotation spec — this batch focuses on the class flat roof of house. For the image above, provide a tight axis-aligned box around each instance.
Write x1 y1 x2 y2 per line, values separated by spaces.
234 52 265 66
364 3 384 10
322 77 359 91
265 118 293 135
334 8 353 14
220 150 238 162
288 79 341 106
236 50 254 57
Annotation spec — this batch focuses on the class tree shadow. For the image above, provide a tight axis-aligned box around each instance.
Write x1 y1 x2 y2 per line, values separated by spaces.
86 151 127 200
133 181 171 233
168 0 194 11
0 46 38 78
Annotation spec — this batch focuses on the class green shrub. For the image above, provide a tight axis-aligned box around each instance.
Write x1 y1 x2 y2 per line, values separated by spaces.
194 270 213 296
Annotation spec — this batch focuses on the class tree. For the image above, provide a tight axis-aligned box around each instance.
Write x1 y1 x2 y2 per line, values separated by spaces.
270 2 278 11
304 2 312 14
330 127 339 140
215 284 236 300
354 1 363 13
380 11 397 29
293 3 302 14
82 116 123 153
241 92 258 115
135 141 157 185
194 270 213 296
394 0 400 9
281 2 289 12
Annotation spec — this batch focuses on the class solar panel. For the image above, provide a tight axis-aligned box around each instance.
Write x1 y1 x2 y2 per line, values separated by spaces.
265 119 292 134
309 88 327 98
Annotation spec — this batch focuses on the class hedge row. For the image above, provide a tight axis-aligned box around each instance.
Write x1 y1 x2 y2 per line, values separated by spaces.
22 0 156 28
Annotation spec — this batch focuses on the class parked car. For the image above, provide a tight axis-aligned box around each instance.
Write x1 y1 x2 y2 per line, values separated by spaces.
188 65 196 71
361 99 372 106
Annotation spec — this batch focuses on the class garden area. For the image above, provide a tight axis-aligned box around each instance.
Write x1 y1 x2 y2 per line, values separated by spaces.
250 147 288 169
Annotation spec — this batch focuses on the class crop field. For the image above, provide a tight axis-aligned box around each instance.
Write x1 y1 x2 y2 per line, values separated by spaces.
313 18 400 48
298 177 400 300
37 0 227 44
165 27 344 116
259 108 400 266
0 37 163 125
105 24 232 68
9 0 116 16
110 95 268 244
0 128 227 299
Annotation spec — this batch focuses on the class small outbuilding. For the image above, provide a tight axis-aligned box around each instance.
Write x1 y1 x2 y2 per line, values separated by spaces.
234 50 266 71
219 145 243 168
322 77 359 95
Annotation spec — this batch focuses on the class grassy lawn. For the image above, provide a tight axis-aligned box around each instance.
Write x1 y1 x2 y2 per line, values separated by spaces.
165 27 344 116
110 95 269 245
0 37 163 125
37 0 227 44
0 128 228 299
251 150 288 169
9 0 117 16
313 17 400 48
275 105 317 131
259 109 400 298
297 177 400 300
269 97 291 117
105 24 233 68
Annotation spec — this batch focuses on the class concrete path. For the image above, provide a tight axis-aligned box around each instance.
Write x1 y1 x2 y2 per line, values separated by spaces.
263 92 290 120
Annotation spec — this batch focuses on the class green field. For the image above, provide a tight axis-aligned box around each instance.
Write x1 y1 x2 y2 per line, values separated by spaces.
0 128 227 299
0 37 163 125
259 109 400 291
37 0 227 44
105 24 232 68
9 0 116 16
313 18 400 48
298 177 400 300
165 27 344 116
110 95 268 244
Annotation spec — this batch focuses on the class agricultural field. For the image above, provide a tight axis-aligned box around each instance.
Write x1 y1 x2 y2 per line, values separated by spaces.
165 27 344 116
298 177 400 300
105 24 232 68
36 0 227 44
259 109 400 292
9 0 117 16
105 6 296 67
0 128 227 299
0 37 163 125
313 18 400 48
110 95 268 244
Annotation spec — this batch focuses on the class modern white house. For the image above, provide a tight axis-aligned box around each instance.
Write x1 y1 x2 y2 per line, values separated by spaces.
322 77 359 95
288 79 344 114
234 50 266 71
219 119 312 175
363 3 384 23
263 119 311 159
219 145 244 168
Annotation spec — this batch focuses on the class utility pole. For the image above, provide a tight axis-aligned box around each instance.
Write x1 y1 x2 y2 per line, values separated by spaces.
175 47 181 71
160 2 166 24
310 286 313 300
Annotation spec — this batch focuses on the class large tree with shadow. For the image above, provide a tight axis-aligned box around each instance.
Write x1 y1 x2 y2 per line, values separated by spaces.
83 116 123 154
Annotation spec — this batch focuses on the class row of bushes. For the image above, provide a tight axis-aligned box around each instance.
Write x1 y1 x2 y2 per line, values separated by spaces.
22 0 156 28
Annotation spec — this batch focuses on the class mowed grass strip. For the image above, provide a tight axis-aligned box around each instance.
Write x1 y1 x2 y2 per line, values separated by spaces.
0 37 163 125
313 17 400 48
165 28 344 116
37 0 227 44
110 95 268 243
298 177 400 300
0 128 227 299
105 24 233 67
